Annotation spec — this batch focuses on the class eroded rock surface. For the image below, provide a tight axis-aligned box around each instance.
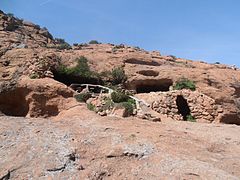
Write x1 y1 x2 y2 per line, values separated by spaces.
1 10 240 124
0 115 240 179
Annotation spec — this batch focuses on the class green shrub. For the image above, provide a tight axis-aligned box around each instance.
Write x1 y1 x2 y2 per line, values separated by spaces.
97 97 114 112
111 91 129 103
111 67 127 85
186 114 196 122
169 55 177 60
57 56 93 78
173 78 196 91
89 40 100 44
57 43 71 50
7 13 14 17
127 98 136 107
29 73 39 79
55 38 71 50
87 103 95 111
119 102 134 115
75 92 92 102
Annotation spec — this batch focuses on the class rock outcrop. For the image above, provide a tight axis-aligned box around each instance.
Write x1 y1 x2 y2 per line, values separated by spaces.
0 10 240 124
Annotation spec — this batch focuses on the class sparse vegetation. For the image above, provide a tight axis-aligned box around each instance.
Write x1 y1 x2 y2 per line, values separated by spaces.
29 73 39 79
98 97 114 112
55 38 71 50
111 91 130 103
7 13 14 17
169 55 177 61
89 40 100 44
186 114 196 122
57 56 97 80
87 103 96 111
173 78 196 91
119 102 134 115
111 67 127 85
75 92 92 102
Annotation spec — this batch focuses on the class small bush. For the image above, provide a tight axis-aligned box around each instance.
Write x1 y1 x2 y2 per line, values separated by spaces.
98 97 114 112
75 92 92 102
89 40 100 44
119 102 134 115
55 38 71 50
57 56 93 78
111 91 129 103
87 103 96 111
29 73 39 79
57 43 71 50
111 67 127 85
169 55 177 60
173 78 196 91
127 98 136 107
186 114 196 122
7 13 14 17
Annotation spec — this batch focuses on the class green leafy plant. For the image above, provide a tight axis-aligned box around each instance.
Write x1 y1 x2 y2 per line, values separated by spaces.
74 92 92 102
111 67 127 85
57 56 94 78
116 102 134 116
111 91 129 103
173 78 196 91
87 103 96 111
186 114 196 122
29 73 39 79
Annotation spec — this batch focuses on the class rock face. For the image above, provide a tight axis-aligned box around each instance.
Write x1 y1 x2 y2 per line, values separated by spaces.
0 10 240 125
0 76 76 118
0 115 240 179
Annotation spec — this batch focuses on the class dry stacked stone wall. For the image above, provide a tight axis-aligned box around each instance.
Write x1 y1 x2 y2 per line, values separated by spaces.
151 90 223 123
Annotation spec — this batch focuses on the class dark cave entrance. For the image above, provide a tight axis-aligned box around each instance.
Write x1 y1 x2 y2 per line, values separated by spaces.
0 88 29 117
220 113 240 125
135 79 173 93
176 95 191 120
52 71 103 86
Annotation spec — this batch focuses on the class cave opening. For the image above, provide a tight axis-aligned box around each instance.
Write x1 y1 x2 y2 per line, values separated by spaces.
52 70 103 87
176 95 191 120
0 88 29 117
135 79 173 93
220 114 240 125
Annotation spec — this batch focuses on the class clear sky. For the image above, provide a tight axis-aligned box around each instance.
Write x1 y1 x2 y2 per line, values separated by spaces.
1 0 240 66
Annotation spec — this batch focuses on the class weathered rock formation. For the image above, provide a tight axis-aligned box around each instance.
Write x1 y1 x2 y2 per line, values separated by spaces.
0 10 240 124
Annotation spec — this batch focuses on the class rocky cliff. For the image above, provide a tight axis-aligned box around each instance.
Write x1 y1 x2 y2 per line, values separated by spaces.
0 10 240 124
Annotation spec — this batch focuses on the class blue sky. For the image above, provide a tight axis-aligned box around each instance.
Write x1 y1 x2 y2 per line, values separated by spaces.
1 0 240 66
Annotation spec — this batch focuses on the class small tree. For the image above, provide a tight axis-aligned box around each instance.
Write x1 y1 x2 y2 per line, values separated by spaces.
111 67 127 85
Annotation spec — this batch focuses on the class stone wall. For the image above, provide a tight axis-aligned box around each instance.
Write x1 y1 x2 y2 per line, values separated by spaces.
151 90 223 123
